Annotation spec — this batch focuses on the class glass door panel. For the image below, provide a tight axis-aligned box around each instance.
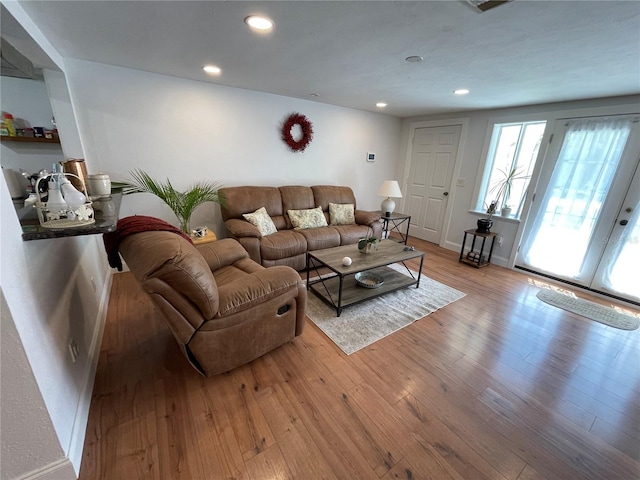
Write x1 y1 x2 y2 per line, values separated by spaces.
517 116 640 298
592 163 640 302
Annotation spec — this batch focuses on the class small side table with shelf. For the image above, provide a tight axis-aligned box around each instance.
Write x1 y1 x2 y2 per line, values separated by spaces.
380 211 411 245
459 229 497 268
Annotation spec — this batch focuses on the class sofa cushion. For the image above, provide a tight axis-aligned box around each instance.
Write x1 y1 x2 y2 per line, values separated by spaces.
311 185 357 211
260 230 307 260
288 206 328 229
333 224 377 245
280 186 316 229
296 226 341 251
329 202 355 225
242 207 277 236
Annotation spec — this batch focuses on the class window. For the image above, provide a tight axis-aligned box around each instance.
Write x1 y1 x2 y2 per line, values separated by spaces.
476 121 547 218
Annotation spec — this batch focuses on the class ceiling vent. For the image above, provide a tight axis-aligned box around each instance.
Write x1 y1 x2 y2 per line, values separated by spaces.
1 37 34 79
467 0 512 12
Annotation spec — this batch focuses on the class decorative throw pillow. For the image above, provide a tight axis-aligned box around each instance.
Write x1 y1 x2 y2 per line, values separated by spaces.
242 207 277 236
288 206 328 229
329 202 355 225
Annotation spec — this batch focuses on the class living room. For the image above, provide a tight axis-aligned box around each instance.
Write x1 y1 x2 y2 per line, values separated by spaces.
1 1 639 479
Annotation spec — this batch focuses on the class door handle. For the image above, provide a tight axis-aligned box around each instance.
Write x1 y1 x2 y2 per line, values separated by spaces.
443 191 449 196
620 219 628 226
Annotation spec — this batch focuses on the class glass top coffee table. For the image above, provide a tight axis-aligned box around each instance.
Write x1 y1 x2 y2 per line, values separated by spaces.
306 240 425 316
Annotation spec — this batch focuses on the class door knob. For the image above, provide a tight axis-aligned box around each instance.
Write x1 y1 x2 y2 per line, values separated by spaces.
620 219 629 226
443 191 449 196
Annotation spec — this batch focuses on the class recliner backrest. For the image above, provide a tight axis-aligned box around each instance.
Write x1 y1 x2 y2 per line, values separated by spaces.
119 231 220 334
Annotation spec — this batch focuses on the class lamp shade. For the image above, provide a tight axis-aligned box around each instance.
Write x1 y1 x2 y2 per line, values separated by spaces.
377 180 403 198
377 180 403 216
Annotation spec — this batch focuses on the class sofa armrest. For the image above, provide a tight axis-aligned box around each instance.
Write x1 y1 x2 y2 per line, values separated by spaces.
196 238 249 271
225 218 262 238
216 266 303 317
355 209 381 227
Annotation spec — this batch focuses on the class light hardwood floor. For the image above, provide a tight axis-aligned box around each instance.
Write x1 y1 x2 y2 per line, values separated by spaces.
80 237 640 480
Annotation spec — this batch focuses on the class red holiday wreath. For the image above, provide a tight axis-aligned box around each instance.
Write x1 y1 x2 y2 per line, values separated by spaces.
281 113 314 152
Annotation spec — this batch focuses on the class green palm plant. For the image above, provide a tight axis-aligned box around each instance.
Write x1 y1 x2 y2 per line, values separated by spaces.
486 165 531 218
125 169 225 233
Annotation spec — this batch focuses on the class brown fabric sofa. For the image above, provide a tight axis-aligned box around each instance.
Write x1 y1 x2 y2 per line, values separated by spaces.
118 231 306 376
220 185 383 271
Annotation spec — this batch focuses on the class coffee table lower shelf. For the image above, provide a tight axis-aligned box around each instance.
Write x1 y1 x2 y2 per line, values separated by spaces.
308 265 420 316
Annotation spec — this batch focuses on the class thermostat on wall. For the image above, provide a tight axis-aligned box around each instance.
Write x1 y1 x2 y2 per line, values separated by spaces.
366 152 376 162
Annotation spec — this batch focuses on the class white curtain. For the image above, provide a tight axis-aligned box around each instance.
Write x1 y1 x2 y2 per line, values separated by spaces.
521 117 633 277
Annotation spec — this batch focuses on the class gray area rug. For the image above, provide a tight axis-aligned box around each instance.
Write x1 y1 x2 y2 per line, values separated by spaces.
536 288 639 331
306 265 465 355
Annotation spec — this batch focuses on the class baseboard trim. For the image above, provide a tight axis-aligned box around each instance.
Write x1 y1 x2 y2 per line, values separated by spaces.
19 458 76 480
66 268 113 475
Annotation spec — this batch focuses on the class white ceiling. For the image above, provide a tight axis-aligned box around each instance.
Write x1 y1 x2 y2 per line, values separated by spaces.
5 0 640 118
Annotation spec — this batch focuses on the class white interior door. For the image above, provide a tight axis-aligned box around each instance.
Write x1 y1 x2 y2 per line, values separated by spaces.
405 125 460 244
516 115 640 303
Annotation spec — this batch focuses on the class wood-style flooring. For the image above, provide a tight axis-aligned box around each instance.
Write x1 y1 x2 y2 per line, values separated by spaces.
80 237 640 479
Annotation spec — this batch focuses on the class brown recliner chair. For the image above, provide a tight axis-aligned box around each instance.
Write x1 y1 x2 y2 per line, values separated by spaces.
118 231 306 376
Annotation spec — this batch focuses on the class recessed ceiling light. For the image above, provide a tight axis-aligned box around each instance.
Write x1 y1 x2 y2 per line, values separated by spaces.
203 65 221 75
405 56 424 63
309 93 319 97
376 102 388 108
454 88 470 95
245 15 274 31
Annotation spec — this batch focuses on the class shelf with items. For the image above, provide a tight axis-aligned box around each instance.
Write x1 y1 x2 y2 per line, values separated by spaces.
18 193 122 241
1 135 60 144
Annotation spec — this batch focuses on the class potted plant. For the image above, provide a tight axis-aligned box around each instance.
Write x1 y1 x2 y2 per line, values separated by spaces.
358 226 378 253
358 235 378 254
477 165 529 233
124 169 226 234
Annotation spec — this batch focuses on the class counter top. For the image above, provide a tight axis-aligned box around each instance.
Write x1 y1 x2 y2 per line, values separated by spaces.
18 193 122 241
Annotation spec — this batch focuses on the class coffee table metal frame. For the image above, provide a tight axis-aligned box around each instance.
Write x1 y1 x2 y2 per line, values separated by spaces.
306 240 425 316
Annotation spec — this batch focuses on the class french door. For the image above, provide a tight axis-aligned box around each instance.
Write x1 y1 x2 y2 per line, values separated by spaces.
516 115 640 303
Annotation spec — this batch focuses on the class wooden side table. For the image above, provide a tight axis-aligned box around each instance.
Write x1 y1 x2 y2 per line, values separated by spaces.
191 230 217 245
459 229 497 268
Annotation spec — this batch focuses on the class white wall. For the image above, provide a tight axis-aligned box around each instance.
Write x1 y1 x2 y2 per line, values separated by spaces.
1 39 108 480
397 95 640 266
0 289 66 480
63 59 402 236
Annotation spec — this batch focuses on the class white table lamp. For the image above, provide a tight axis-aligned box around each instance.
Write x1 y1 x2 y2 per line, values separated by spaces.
377 180 403 216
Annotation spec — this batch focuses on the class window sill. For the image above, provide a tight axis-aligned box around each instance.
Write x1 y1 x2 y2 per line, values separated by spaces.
469 210 521 224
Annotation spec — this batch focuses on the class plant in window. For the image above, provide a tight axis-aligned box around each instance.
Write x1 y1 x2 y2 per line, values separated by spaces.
486 165 531 218
124 169 226 233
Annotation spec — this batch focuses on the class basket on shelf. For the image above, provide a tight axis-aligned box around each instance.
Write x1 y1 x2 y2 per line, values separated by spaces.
35 173 95 229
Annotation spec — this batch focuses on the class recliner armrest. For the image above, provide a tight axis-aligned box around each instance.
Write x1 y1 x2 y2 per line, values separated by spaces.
216 266 302 317
197 238 250 271
225 218 262 238
355 209 381 227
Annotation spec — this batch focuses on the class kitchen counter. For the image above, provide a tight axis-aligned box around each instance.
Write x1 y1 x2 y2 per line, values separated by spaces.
18 193 122 241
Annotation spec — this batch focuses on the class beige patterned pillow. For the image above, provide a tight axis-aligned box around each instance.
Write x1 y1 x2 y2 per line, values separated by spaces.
329 202 355 225
242 207 277 236
288 206 328 229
